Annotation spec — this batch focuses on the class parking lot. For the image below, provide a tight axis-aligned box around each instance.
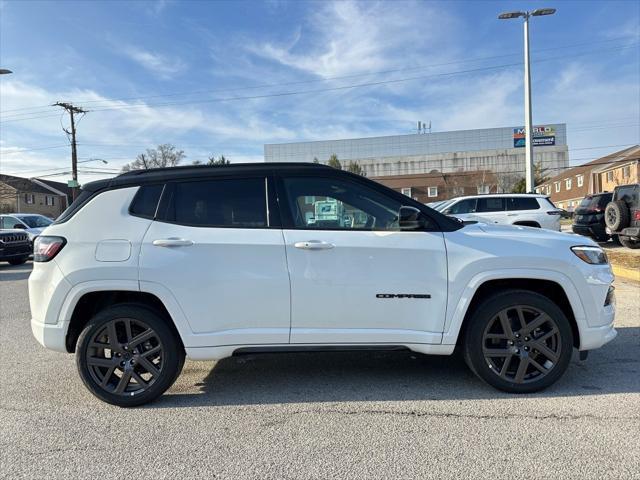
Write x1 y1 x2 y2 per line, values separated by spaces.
1 261 639 479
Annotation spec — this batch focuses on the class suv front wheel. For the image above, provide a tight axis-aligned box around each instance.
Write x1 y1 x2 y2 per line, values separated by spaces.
76 304 185 407
463 290 573 393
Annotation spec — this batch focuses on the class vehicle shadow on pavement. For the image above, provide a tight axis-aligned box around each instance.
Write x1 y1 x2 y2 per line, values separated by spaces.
0 262 32 282
152 326 640 408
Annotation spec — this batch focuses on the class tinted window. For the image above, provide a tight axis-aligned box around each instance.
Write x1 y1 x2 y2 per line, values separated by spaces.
578 194 611 210
163 178 267 228
447 198 477 214
506 197 540 211
130 184 164 219
477 198 505 212
282 176 408 230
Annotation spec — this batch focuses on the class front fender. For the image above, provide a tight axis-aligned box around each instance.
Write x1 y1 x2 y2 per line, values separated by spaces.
442 268 587 345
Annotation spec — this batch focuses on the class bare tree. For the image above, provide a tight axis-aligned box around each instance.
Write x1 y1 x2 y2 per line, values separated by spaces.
121 144 185 172
207 155 230 166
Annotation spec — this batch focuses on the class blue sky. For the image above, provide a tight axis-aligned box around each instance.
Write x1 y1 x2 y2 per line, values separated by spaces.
1 0 638 183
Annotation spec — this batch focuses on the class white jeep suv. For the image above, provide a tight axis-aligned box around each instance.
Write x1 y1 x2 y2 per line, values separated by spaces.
435 194 562 230
29 163 616 406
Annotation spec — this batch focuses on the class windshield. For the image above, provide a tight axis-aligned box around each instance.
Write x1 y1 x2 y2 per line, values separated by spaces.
17 215 53 228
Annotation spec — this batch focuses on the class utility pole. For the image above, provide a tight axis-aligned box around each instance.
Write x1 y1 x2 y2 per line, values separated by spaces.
53 102 87 200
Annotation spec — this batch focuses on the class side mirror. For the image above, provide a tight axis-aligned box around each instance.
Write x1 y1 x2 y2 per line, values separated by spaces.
399 206 426 231
13 223 26 229
443 208 451 215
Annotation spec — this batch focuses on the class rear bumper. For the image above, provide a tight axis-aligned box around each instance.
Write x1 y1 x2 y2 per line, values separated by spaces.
620 227 640 238
31 317 69 353
572 223 607 239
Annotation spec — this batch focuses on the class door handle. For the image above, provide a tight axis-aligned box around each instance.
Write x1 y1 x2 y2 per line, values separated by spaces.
507 213 518 217
294 240 334 250
152 238 194 247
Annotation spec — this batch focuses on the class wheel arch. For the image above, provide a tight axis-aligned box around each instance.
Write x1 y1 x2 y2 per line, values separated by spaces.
512 220 541 228
444 271 586 350
65 289 185 353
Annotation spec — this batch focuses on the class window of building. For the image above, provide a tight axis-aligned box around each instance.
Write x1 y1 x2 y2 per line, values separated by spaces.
452 186 464 196
161 177 267 228
622 165 630 178
555 182 560 193
477 185 490 194
428 186 438 197
565 178 572 190
24 193 35 204
606 171 613 182
45 195 55 206
576 175 583 188
401 187 412 198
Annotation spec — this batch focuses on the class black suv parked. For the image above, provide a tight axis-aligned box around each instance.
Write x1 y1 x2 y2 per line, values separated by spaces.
0 230 31 265
604 183 640 249
572 192 613 242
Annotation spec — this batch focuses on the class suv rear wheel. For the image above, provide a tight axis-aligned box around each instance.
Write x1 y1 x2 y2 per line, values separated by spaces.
619 235 640 249
76 304 185 407
463 290 573 393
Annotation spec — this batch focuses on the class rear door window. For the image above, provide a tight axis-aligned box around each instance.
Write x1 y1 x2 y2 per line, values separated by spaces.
506 197 540 211
477 198 505 212
161 177 267 228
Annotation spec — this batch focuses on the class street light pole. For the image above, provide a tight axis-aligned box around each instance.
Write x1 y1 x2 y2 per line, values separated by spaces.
523 13 534 193
499 8 556 193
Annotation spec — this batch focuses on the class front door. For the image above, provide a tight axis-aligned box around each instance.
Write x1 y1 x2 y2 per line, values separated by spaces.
278 174 448 345
139 176 290 347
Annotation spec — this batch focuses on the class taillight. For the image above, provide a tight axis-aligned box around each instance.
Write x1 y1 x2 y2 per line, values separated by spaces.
33 236 66 262
634 211 640 221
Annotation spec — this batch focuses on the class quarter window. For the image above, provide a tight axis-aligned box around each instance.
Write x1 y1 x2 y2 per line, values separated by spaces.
161 177 267 228
506 197 540 211
282 176 408 231
130 184 164 219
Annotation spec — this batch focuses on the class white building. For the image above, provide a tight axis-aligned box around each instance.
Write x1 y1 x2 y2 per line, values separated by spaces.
265 124 569 191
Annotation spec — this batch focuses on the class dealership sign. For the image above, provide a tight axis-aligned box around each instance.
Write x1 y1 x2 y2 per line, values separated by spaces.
513 125 556 147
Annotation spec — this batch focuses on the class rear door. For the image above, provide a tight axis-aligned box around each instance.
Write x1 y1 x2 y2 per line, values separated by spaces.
505 196 543 226
278 174 448 345
139 175 290 346
476 197 506 224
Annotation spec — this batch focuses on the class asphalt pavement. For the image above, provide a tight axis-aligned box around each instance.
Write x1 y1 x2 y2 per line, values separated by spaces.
1 262 639 479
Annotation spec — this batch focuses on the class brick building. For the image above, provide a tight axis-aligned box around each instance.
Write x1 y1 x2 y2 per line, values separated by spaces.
535 145 640 211
0 174 71 218
371 170 498 203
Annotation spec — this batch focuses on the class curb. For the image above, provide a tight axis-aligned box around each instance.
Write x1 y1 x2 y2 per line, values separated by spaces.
611 264 640 282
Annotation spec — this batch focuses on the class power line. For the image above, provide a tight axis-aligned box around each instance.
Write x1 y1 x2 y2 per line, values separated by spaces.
1 42 638 124
2 34 637 116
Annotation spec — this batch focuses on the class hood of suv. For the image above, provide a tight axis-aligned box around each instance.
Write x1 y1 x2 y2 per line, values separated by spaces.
468 222 596 246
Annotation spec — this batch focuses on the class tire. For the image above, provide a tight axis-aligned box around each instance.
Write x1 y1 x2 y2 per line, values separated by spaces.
8 256 28 265
619 235 640 249
463 290 573 393
76 304 185 407
605 200 630 230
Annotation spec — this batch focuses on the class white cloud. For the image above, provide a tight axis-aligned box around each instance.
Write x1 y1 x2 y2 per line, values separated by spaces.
252 0 456 78
120 45 185 78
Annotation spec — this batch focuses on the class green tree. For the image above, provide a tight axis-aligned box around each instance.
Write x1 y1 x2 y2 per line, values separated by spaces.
122 144 185 172
312 157 319 164
346 160 365 176
327 154 341 169
207 155 230 166
512 162 550 193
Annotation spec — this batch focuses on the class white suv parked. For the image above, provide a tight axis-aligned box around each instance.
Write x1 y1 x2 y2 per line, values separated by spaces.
434 194 562 230
29 163 616 406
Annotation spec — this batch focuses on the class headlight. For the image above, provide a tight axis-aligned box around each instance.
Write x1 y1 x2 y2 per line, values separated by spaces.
571 245 608 265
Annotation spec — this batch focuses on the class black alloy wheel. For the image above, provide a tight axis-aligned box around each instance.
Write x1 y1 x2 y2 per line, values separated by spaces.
77 304 184 407
481 305 561 384
464 290 573 393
